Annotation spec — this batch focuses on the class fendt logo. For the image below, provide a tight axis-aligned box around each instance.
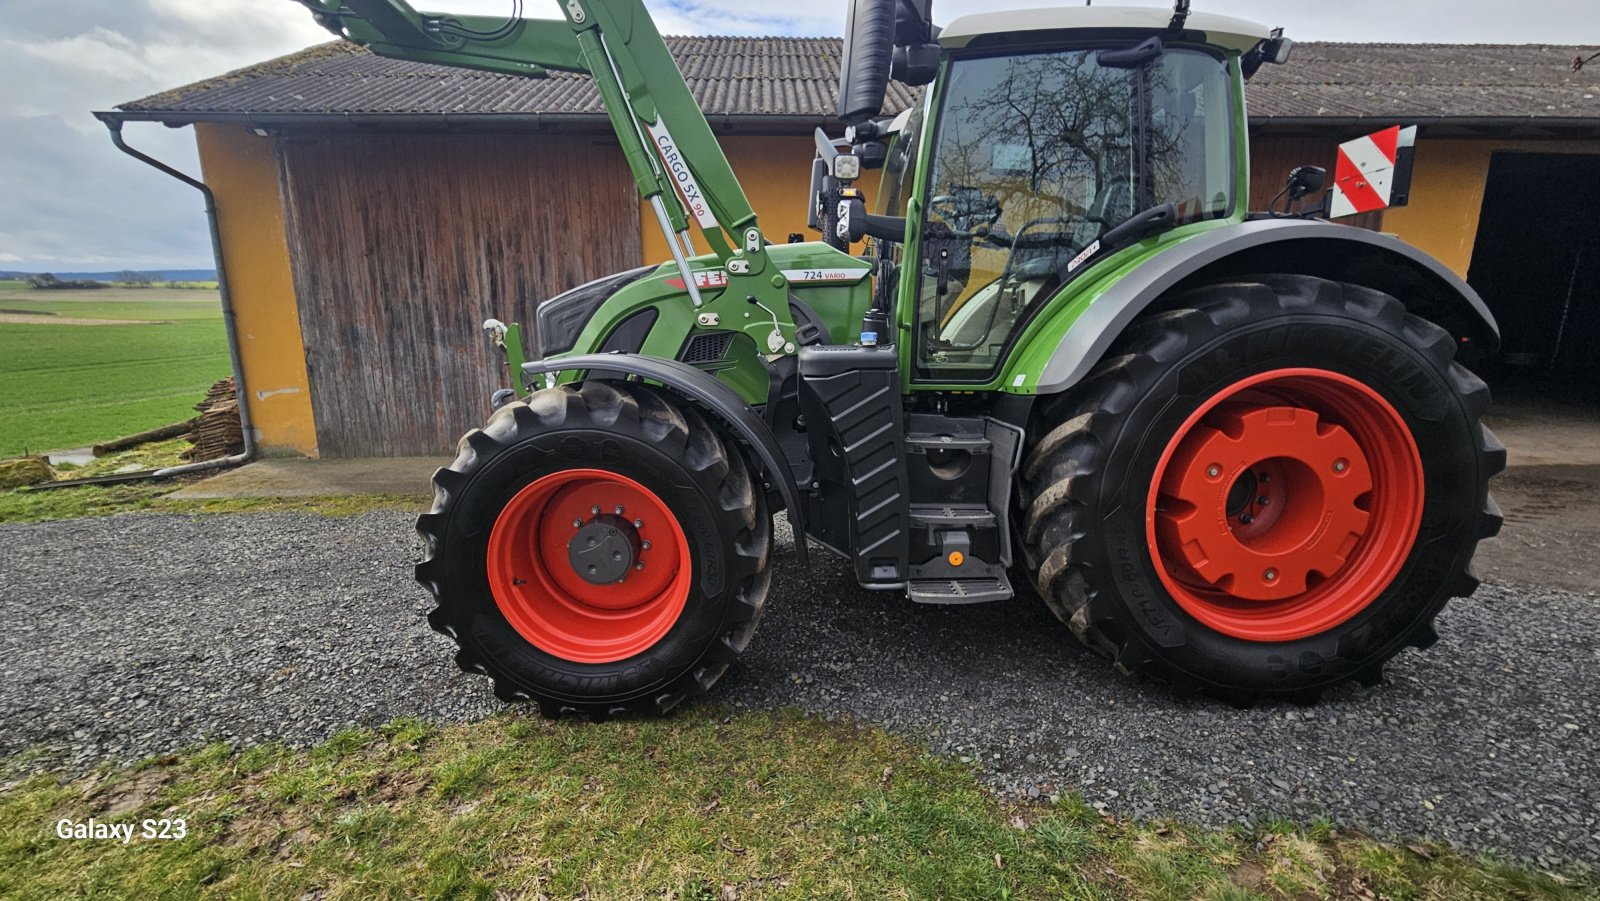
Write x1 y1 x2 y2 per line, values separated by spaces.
646 120 719 231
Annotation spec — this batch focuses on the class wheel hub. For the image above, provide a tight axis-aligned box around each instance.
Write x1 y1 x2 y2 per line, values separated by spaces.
568 515 641 586
1157 404 1373 602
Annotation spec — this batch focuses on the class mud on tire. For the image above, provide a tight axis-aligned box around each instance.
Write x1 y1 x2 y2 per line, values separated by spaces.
1018 275 1505 702
415 381 772 719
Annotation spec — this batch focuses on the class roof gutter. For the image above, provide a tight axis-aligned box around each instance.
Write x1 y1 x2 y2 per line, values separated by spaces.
104 108 1600 134
93 112 256 478
1248 114 1600 130
100 108 847 135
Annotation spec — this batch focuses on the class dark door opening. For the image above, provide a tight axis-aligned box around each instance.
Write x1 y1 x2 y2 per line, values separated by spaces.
1466 152 1600 402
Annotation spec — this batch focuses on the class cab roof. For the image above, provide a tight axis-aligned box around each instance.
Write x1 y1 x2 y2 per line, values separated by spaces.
939 6 1275 55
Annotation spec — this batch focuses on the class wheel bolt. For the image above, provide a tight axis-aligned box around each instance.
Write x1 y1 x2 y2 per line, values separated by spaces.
573 518 583 528
1257 496 1270 506
635 562 645 571
1258 473 1271 483
1206 464 1221 479
1264 568 1278 582
614 505 625 515
1333 459 1348 473
633 518 643 528
1240 514 1254 525
591 506 601 515
641 540 651 551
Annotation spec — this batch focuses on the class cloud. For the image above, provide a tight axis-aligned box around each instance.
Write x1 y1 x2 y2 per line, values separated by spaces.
0 1 331 269
3 0 1597 269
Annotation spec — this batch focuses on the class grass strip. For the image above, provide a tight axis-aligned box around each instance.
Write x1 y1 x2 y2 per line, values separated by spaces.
0 709 1584 900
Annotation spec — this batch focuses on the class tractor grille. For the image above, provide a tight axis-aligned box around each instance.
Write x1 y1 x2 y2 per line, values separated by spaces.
681 331 734 364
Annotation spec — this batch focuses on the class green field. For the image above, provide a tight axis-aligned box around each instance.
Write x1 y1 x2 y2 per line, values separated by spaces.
0 285 229 457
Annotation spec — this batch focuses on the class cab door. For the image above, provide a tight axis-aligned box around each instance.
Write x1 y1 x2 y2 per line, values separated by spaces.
907 44 1238 385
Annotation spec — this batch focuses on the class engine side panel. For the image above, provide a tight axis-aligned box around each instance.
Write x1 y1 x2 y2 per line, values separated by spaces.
537 243 873 407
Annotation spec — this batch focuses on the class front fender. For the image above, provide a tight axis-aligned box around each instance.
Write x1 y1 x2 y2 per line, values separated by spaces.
1035 219 1500 394
522 353 807 565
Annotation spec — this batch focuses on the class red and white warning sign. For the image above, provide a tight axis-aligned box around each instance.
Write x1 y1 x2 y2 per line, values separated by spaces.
1330 125 1418 218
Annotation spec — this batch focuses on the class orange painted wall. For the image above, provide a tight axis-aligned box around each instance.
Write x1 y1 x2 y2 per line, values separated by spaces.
639 134 862 263
1381 138 1600 278
1380 140 1494 278
194 123 318 457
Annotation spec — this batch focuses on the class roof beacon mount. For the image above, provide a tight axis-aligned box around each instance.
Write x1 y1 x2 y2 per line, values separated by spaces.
1168 0 1190 33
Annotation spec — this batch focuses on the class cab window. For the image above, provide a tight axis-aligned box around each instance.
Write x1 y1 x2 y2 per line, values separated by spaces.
914 47 1234 381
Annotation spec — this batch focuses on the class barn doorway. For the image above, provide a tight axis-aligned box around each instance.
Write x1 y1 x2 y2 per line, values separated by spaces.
1466 152 1600 401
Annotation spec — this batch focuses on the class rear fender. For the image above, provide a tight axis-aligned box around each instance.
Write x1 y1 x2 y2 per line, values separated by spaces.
1034 219 1500 394
522 353 807 565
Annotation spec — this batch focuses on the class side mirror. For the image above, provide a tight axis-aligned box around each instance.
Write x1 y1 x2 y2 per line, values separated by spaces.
1242 28 1293 79
1264 30 1294 65
838 0 897 124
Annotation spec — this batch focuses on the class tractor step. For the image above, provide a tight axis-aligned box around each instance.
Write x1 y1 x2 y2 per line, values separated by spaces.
906 432 993 453
909 503 997 529
908 574 1014 605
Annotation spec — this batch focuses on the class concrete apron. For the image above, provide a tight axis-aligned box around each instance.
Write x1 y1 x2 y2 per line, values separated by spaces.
167 456 448 500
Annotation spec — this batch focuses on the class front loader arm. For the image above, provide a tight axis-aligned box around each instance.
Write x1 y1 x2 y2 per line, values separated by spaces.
296 0 586 74
294 0 772 282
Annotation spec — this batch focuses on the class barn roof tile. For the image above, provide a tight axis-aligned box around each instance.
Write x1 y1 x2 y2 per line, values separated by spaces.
115 37 1600 127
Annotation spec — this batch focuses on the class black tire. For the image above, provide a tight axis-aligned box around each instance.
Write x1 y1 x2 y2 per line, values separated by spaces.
415 381 772 719
1019 275 1505 702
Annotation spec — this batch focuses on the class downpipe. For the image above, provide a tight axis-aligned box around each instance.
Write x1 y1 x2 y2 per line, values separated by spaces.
97 116 255 478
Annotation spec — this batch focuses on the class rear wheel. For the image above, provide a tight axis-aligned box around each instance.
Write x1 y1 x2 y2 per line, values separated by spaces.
1019 275 1504 701
416 381 772 718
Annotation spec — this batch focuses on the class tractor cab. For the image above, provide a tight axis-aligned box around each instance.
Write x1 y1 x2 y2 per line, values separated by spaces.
819 3 1288 383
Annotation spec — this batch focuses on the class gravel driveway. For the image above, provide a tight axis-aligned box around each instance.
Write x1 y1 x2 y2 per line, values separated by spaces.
2 511 1595 868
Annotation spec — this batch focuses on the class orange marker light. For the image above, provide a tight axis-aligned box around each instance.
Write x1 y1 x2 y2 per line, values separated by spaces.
948 551 965 567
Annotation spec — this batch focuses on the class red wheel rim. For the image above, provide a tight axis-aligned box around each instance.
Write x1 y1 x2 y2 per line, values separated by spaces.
486 469 691 663
1145 368 1424 643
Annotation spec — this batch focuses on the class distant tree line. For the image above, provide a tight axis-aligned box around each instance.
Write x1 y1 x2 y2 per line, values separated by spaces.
26 273 108 290
115 270 163 288
20 271 210 290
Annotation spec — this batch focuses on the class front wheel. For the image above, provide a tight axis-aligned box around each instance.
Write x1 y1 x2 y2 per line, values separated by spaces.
1020 275 1504 701
415 382 772 719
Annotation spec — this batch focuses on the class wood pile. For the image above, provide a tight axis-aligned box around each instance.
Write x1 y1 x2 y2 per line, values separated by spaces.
183 377 244 462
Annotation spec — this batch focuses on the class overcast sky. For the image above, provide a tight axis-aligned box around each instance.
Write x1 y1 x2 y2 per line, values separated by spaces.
2 0 1595 272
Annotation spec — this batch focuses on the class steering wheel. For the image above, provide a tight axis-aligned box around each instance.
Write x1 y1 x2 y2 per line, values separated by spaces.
927 186 1002 239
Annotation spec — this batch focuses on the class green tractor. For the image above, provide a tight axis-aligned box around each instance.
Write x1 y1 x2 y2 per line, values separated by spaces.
298 0 1503 715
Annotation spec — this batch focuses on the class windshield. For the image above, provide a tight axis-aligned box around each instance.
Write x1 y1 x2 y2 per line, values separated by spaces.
915 47 1235 381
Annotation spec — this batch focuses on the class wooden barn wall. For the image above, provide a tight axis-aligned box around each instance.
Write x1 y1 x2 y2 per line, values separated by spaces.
1248 133 1385 231
278 133 640 457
